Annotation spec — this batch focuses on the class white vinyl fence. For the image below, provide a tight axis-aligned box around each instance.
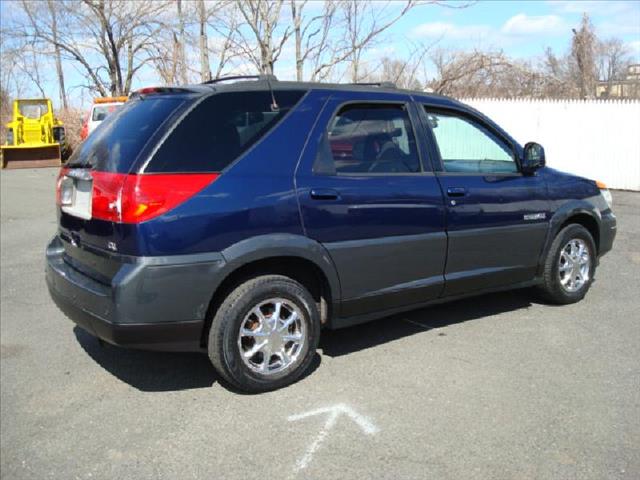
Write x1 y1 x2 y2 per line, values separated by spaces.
458 98 640 191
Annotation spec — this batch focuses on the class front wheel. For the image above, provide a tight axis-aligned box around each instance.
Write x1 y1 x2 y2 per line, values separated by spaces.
538 224 597 304
207 275 321 393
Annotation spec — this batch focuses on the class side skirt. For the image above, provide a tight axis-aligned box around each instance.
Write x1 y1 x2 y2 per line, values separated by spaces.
328 278 543 330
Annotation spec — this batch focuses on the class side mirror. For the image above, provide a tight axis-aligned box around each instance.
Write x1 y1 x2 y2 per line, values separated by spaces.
522 142 546 173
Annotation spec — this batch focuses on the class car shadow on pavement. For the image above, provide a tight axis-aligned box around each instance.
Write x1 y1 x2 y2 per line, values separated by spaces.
74 327 218 392
320 289 536 357
73 289 533 392
73 326 322 394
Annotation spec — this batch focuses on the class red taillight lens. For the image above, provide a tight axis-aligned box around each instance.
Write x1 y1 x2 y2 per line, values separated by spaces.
120 173 218 223
91 172 218 223
92 172 127 222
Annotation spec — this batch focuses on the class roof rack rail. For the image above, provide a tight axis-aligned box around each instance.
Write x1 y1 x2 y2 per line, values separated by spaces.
348 81 397 88
202 74 278 85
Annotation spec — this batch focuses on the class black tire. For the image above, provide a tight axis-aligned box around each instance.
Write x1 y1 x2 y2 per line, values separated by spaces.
538 224 597 304
207 275 321 393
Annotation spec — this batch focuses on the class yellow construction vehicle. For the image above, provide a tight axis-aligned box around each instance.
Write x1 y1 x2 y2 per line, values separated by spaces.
1 98 70 169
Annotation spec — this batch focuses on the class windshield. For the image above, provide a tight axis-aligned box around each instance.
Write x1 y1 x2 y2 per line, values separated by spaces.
91 104 122 122
67 96 189 173
19 102 48 119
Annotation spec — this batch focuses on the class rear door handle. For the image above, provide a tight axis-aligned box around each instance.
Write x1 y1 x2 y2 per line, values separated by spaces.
310 188 340 200
446 187 467 197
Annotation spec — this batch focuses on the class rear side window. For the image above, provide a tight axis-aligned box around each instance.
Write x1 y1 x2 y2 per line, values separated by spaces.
314 103 420 175
67 96 188 172
145 90 306 173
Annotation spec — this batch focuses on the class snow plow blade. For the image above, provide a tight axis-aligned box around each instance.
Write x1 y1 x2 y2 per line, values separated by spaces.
1 145 62 169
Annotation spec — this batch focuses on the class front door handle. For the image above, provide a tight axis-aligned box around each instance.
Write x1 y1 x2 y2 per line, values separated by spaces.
446 187 467 197
310 188 340 200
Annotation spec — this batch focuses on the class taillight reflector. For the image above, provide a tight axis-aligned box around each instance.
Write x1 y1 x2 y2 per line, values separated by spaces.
55 167 70 205
92 172 218 223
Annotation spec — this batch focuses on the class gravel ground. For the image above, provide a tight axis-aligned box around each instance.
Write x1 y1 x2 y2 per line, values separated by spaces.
1 168 639 480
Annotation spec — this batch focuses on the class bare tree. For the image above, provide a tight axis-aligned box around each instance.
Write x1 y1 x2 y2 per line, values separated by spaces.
176 0 189 85
197 0 212 82
571 13 598 98
46 0 68 109
16 45 47 97
290 0 307 81
363 40 436 89
18 0 170 96
597 37 631 96
234 0 291 75
208 2 242 79
152 0 195 85
339 0 417 82
427 48 550 98
289 0 351 82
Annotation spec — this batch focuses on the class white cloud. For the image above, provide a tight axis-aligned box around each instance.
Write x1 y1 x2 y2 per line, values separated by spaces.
547 0 640 38
411 22 492 40
501 14 566 36
547 0 637 16
599 20 640 37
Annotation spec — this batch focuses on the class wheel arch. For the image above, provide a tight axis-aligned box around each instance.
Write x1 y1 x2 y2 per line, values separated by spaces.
558 213 600 252
538 202 602 275
200 234 341 346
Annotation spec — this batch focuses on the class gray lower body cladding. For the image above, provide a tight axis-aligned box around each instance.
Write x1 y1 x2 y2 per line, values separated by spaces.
46 236 225 352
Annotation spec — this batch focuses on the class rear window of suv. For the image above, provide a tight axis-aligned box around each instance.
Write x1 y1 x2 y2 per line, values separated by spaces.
67 96 189 172
143 90 306 173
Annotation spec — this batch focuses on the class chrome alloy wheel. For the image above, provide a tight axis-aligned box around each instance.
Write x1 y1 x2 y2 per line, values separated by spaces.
558 238 591 292
237 298 306 375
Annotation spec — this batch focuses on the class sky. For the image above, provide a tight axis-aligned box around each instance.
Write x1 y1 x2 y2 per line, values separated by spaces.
397 0 640 60
2 0 639 108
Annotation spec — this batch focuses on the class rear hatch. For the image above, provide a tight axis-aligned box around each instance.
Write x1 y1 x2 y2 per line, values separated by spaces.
57 87 307 284
57 92 197 282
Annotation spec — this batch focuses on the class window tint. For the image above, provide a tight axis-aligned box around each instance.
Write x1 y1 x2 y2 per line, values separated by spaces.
315 104 420 175
145 90 306 173
425 109 517 174
67 96 188 172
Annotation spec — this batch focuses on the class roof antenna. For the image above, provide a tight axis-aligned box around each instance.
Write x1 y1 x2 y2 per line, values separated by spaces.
264 74 279 112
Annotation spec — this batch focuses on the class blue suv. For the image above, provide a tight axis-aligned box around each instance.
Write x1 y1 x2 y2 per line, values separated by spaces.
46 76 617 392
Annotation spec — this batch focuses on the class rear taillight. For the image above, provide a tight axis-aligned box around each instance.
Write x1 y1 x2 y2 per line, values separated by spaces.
92 172 218 223
91 172 127 222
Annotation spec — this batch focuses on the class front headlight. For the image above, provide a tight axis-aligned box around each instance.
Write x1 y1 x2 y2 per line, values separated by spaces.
596 180 613 209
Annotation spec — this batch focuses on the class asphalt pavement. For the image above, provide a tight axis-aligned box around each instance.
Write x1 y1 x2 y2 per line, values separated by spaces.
1 168 639 480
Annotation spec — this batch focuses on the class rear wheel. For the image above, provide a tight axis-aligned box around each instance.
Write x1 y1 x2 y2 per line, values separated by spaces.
538 224 597 304
207 275 320 393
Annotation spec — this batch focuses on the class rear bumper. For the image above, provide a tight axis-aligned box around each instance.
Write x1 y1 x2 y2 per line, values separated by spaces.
49 289 205 351
598 211 617 258
46 236 226 352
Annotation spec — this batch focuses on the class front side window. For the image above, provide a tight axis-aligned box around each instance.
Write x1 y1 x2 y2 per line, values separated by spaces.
425 109 517 174
315 103 420 175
